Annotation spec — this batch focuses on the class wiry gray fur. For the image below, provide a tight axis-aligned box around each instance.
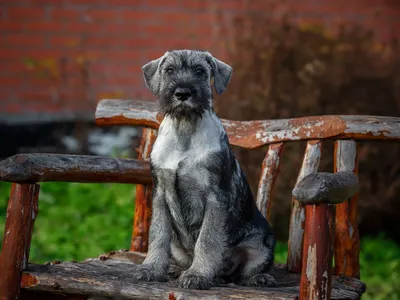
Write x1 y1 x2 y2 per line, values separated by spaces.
134 50 276 290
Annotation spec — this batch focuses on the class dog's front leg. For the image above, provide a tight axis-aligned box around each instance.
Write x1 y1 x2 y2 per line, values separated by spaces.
178 192 227 290
134 186 171 282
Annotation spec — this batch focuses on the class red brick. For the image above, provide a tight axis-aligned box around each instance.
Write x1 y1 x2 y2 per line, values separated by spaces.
84 9 120 22
26 0 64 5
104 50 141 62
85 36 158 49
0 76 22 87
0 103 26 114
63 0 98 6
0 62 28 75
211 0 245 11
102 0 142 5
0 21 25 32
58 89 89 103
121 10 155 22
85 36 116 48
0 49 23 60
18 91 55 103
25 21 65 32
159 12 192 27
50 36 83 48
7 7 45 20
89 73 141 86
6 34 46 47
145 23 182 36
65 22 103 34
180 0 206 11
51 9 82 21
90 62 127 74
144 0 180 9
103 23 141 36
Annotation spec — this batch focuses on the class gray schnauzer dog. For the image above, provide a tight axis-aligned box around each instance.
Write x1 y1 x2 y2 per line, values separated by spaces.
133 50 276 290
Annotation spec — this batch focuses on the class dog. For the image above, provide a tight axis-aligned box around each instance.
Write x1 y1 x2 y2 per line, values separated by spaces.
133 50 276 290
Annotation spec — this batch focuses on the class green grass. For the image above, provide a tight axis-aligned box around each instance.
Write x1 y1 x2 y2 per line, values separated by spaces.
0 181 399 299
0 181 135 262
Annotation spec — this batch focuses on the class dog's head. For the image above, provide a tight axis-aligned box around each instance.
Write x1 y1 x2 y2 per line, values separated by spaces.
142 50 233 121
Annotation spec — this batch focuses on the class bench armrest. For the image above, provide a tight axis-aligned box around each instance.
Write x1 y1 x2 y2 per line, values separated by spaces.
292 171 359 205
0 153 152 184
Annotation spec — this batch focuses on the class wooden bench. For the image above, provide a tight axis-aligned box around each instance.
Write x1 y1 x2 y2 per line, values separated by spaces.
1 98 399 300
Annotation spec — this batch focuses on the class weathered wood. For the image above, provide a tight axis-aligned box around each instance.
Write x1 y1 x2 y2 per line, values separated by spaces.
0 183 39 300
21 291 87 300
20 253 366 300
131 128 157 252
334 140 360 278
292 171 359 205
0 153 152 184
256 143 284 221
95 99 400 149
95 98 162 129
300 204 335 300
287 140 322 273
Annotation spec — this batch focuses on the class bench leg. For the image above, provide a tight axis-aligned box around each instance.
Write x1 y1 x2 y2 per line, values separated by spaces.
131 128 156 253
0 183 39 300
300 204 335 300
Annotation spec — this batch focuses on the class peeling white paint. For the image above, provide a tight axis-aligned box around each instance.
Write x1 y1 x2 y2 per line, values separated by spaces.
335 140 357 172
256 144 283 218
306 243 317 280
343 115 400 138
349 222 354 238
95 99 160 126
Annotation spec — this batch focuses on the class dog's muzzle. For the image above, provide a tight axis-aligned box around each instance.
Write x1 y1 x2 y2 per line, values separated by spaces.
174 88 192 101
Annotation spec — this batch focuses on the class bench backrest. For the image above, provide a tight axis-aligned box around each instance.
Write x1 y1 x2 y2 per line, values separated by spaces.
95 99 400 278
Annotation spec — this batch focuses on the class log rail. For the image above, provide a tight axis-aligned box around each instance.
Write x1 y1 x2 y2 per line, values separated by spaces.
0 98 398 300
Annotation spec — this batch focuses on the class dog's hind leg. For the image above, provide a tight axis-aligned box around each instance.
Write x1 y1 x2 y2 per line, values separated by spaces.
231 233 277 287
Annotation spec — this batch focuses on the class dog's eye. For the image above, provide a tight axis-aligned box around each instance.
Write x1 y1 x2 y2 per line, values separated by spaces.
166 68 174 75
195 68 204 76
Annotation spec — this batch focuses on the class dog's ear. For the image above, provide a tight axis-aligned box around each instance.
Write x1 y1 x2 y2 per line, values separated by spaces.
142 52 169 96
207 54 233 95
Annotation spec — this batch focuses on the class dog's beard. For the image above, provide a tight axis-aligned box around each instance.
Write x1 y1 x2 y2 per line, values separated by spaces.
159 84 211 123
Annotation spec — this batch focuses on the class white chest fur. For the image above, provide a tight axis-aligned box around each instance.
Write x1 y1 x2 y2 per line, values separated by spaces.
150 112 224 170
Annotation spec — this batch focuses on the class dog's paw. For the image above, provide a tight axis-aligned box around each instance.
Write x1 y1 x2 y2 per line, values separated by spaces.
241 273 277 287
168 264 185 280
133 264 168 282
178 271 213 290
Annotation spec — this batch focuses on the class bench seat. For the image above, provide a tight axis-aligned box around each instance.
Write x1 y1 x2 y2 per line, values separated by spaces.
21 250 366 300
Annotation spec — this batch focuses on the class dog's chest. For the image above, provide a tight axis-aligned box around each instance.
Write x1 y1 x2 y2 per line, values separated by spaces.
150 114 222 171
150 114 224 247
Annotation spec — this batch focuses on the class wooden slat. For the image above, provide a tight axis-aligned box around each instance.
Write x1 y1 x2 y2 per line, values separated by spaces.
131 128 157 252
256 143 284 221
0 183 39 300
334 140 360 278
287 140 322 273
95 99 400 149
300 204 335 300
0 153 152 184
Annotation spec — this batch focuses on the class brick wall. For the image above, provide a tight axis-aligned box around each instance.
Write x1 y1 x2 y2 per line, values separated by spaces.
1 0 399 123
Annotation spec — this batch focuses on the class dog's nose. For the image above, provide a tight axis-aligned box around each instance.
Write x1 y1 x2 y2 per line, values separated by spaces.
174 88 192 101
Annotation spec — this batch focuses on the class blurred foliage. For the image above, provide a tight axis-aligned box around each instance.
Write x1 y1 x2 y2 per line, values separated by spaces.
215 5 400 243
0 181 399 299
0 181 135 262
